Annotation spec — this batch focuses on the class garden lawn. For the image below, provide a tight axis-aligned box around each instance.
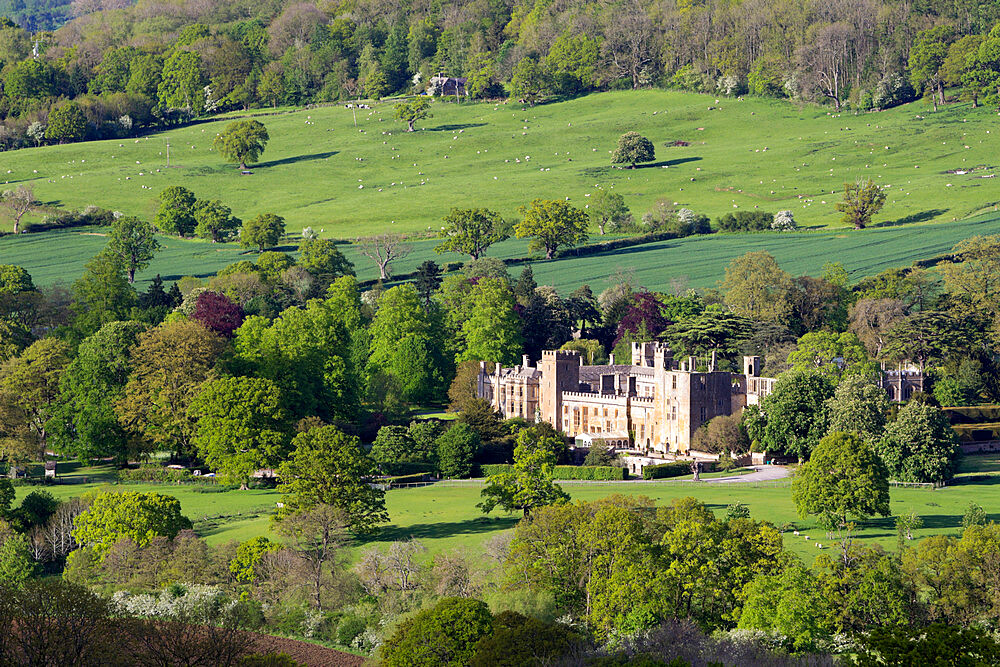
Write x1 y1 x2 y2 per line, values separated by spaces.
3 89 1000 240
16 458 1000 561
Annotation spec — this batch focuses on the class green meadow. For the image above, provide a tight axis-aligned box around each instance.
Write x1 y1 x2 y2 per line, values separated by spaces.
2 89 999 240
16 454 1000 563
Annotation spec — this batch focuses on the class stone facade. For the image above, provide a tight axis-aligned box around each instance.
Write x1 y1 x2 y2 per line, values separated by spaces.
477 343 926 457
477 343 772 455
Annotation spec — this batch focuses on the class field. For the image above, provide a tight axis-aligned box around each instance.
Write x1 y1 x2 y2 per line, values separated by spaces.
6 210 1000 293
15 454 1000 563
3 90 1000 241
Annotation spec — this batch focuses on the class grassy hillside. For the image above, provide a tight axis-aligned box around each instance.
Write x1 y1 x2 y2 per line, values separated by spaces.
4 90 999 239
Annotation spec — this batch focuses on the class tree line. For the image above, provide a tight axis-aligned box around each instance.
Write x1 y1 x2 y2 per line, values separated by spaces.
3 0 1000 147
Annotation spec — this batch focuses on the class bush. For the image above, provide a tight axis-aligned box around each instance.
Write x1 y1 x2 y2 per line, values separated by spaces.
716 211 774 232
641 461 717 480
480 464 624 480
336 614 367 646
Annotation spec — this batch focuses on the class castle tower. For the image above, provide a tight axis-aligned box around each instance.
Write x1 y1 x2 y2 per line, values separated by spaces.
538 350 581 431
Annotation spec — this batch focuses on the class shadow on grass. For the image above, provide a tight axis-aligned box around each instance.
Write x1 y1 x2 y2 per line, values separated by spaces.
255 151 339 169
580 157 702 179
358 516 520 545
874 209 948 227
424 123 487 132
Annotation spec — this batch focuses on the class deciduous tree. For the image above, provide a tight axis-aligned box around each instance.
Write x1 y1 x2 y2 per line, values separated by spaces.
878 400 959 483
213 119 269 170
792 431 890 529
393 96 432 131
720 251 792 323
154 186 197 236
0 338 71 466
193 200 241 242
611 131 655 168
106 215 160 283
836 178 886 229
189 376 290 484
240 213 285 252
276 425 388 534
515 199 589 260
71 490 191 560
435 208 509 259
479 428 569 517
116 321 226 457
0 186 34 234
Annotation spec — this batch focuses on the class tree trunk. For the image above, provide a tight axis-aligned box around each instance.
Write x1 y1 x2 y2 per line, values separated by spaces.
545 247 555 260
972 92 978 108
937 81 945 106
127 267 135 284
407 120 415 132
598 222 605 235
239 161 246 170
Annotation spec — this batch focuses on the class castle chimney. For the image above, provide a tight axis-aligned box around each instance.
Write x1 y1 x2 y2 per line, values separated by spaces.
710 350 717 371
523 354 530 368
609 353 615 365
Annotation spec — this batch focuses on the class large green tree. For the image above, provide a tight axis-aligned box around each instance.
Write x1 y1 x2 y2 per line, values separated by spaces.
44 102 87 143
459 277 523 366
157 50 206 114
213 119 269 170
105 216 161 284
189 376 290 484
48 321 148 464
71 253 137 335
0 338 71 466
240 213 285 252
611 131 655 168
909 26 955 109
479 427 569 517
233 297 359 421
70 490 191 561
367 284 446 406
435 208 510 259
588 188 631 234
744 370 834 460
193 200 241 243
792 431 890 529
115 321 226 457
436 422 480 479
515 199 589 259
154 186 197 236
382 597 493 667
276 425 388 534
826 374 889 444
393 96 432 131
836 179 886 229
878 400 959 483
720 251 792 323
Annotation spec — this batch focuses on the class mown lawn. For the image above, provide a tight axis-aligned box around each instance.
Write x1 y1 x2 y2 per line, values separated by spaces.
16 454 1000 564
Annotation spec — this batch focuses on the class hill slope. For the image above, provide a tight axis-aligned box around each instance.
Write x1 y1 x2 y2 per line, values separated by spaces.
3 90 999 238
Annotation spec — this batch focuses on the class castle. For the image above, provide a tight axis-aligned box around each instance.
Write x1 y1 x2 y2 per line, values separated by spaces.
476 342 926 457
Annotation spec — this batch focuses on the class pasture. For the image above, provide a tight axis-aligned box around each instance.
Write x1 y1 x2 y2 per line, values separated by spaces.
15 454 1000 563
2 89 999 241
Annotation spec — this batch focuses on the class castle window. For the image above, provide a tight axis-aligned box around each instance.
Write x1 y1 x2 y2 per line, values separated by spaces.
700 407 706 421
672 375 677 390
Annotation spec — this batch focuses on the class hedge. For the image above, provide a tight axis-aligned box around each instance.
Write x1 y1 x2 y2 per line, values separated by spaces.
117 465 193 483
642 461 717 479
385 472 435 487
480 464 625 480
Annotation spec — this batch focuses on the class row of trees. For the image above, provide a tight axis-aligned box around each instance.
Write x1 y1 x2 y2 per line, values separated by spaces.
3 0 1000 147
